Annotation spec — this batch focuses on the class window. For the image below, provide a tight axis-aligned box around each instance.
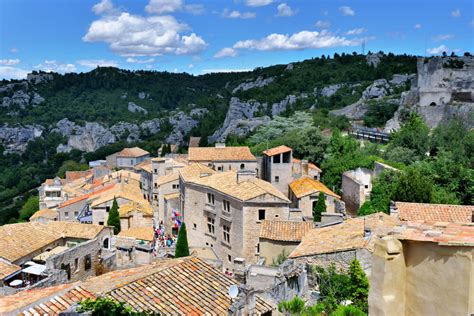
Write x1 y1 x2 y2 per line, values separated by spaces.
106 206 110 213
130 159 133 165
240 164 245 170
154 183 158 188
275 214 280 218
84 255 92 271
154 194 158 201
217 166 223 171
257 243 260 254
99 221 104 225
223 200 231 213
207 193 215 205
172 184 179 189
228 255 232 263
74 211 78 217
103 238 109 249
75 258 79 272
223 225 231 243
283 151 291 163
154 169 157 173
258 209 266 221
275 176 280 183
193 223 197 229
207 217 215 234
273 155 281 163
64 212 69 219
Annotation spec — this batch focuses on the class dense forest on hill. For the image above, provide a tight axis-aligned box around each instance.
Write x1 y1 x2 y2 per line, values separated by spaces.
0 52 429 224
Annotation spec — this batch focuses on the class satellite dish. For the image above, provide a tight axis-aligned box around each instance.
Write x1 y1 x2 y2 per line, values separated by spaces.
228 284 239 299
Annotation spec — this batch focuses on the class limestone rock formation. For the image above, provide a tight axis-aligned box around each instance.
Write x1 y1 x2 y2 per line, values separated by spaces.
0 82 45 109
0 124 44 154
232 76 274 93
138 92 149 99
366 53 382 67
128 102 148 114
320 84 343 97
272 95 296 116
166 109 208 145
26 73 53 84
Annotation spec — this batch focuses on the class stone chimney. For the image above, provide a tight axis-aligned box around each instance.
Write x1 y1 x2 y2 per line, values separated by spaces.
389 201 398 218
301 159 309 174
233 258 247 284
236 170 256 183
215 143 226 148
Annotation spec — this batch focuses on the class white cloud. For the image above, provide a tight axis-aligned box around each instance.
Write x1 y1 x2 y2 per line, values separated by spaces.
230 30 365 52
315 20 330 29
276 3 297 17
184 4 204 15
414 24 422 29
245 0 273 7
0 59 20 66
77 59 118 68
433 34 454 41
0 66 29 80
339 6 355 16
427 45 449 55
188 63 194 69
346 28 366 35
214 47 238 58
145 0 182 14
83 13 207 56
92 0 115 14
222 9 256 19
451 9 461 18
125 57 155 63
10 47 18 53
202 68 251 73
34 60 77 73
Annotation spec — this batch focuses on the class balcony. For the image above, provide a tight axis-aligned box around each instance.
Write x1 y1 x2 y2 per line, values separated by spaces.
204 203 216 215
221 211 232 223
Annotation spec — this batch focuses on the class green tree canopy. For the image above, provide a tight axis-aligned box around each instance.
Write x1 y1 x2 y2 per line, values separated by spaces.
388 113 430 158
107 197 121 234
19 195 39 221
348 259 369 312
313 192 326 222
174 222 190 258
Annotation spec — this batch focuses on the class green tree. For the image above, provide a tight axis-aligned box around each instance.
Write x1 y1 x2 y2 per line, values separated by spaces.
107 197 121 234
271 249 289 267
388 113 430 158
19 195 39 221
57 160 89 178
393 167 433 203
358 170 400 215
278 296 306 315
313 192 326 222
348 259 369 313
174 222 190 258
332 305 366 316
78 297 155 315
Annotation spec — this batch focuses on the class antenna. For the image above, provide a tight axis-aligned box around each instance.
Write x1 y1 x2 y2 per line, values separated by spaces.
228 284 239 299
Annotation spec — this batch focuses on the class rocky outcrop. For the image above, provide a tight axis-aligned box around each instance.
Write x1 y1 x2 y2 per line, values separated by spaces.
0 124 43 154
272 95 296 116
128 102 148 114
26 73 53 84
138 92 149 100
232 76 274 93
140 119 161 134
319 84 343 97
366 53 382 67
166 109 208 145
0 82 45 109
285 63 294 71
362 79 391 100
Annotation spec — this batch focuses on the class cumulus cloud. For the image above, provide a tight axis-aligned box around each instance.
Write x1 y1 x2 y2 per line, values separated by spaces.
222 9 256 19
230 30 365 52
145 0 182 14
76 59 118 68
451 9 461 18
83 12 207 56
339 6 355 16
276 3 297 17
214 47 238 58
0 59 20 66
125 57 155 63
184 4 204 15
433 34 454 41
427 45 449 55
34 60 77 73
0 66 29 80
346 28 366 35
245 0 273 7
92 0 115 14
414 24 422 29
315 20 330 29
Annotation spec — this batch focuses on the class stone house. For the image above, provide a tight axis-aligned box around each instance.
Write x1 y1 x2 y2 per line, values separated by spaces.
106 147 150 170
179 168 291 267
289 213 399 276
369 221 474 315
0 222 114 293
38 177 65 209
116 227 155 267
390 201 474 223
258 220 313 265
29 209 58 223
261 145 322 197
289 176 343 219
119 201 154 230
341 167 372 214
134 159 153 202
188 144 258 174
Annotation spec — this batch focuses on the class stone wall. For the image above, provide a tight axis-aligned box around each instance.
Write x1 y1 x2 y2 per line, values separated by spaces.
259 239 299 266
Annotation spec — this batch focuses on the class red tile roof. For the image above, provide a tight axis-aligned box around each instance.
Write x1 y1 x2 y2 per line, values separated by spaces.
117 147 150 157
392 221 474 246
65 170 93 182
263 145 292 156
293 158 322 172
58 183 116 209
260 220 313 242
395 202 474 223
189 146 256 162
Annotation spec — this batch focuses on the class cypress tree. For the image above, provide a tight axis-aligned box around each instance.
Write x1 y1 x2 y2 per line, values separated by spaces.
174 222 190 258
313 192 326 222
107 197 121 234
348 259 369 312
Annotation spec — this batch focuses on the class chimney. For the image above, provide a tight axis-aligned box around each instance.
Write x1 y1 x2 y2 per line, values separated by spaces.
215 143 226 148
301 159 309 174
236 170 256 183
233 258 247 284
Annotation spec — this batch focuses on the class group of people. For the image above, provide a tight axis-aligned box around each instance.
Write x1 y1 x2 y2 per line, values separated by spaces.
154 221 176 249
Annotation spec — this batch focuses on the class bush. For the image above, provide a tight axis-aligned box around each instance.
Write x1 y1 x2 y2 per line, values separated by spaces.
107 198 121 234
174 222 190 258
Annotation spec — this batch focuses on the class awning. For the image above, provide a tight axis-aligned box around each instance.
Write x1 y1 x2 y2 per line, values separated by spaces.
22 264 46 276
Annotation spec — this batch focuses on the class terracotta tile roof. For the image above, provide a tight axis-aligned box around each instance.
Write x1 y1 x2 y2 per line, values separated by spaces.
0 222 106 262
289 213 399 258
89 183 146 208
394 202 474 223
293 158 322 172
134 159 152 173
290 176 340 199
117 147 150 157
260 220 314 242
187 171 290 202
119 201 153 217
29 208 58 220
0 283 95 315
391 221 474 246
0 260 21 280
155 172 179 186
118 227 154 242
179 163 216 182
189 146 256 162
104 257 273 315
65 170 93 182
263 145 292 156
58 183 116 209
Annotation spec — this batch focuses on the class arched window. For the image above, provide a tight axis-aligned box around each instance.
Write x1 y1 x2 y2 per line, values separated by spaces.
430 102 437 106
240 164 245 170
103 237 110 249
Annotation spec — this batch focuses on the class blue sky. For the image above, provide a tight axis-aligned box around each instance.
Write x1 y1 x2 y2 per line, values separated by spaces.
0 0 473 79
